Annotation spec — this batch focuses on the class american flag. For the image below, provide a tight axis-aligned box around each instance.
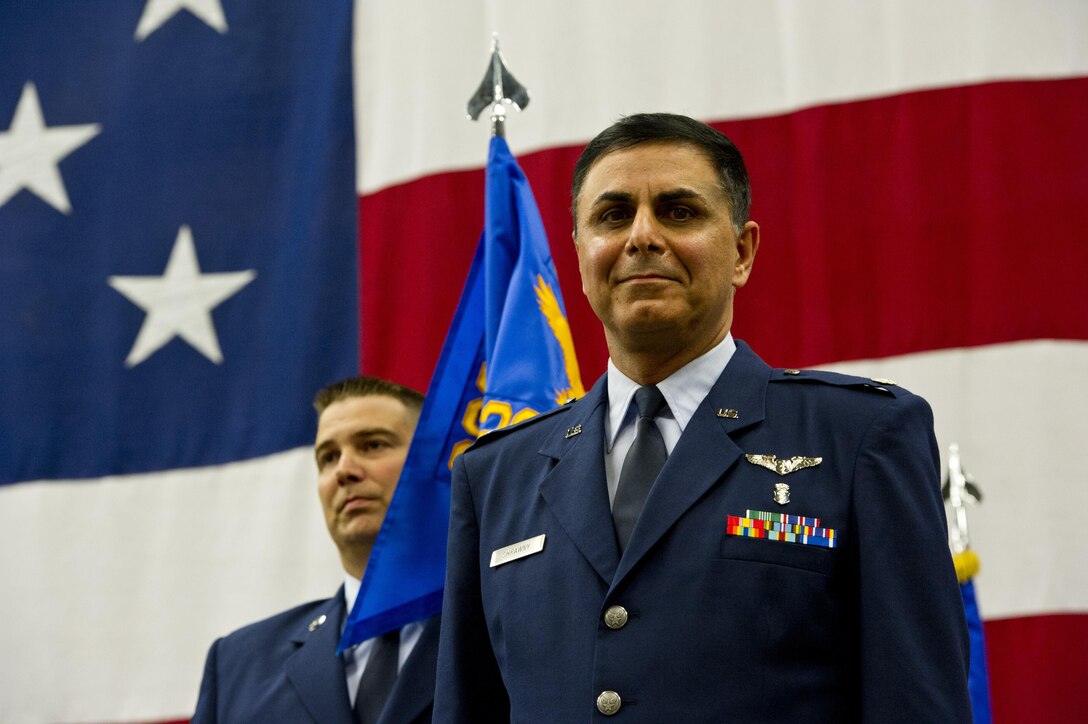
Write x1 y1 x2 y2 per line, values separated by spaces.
2 1 1086 722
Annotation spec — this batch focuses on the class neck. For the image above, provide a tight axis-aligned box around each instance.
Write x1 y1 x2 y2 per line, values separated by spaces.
607 323 729 385
340 545 372 581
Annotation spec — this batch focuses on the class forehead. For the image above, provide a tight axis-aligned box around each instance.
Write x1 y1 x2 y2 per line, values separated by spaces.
315 394 413 441
578 141 721 204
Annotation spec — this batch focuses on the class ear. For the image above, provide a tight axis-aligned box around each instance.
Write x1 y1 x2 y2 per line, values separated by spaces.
732 221 759 289
571 229 591 296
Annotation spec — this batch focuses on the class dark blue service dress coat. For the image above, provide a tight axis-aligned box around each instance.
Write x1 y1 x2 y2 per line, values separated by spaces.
435 341 971 723
193 587 439 724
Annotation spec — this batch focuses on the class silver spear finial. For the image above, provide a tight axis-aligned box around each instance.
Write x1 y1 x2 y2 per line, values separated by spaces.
466 33 530 137
943 443 983 553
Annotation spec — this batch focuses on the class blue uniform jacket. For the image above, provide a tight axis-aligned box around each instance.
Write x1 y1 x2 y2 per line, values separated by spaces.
193 587 439 724
435 341 971 722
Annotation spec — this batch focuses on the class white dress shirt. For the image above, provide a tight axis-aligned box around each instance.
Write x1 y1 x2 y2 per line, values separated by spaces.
342 573 424 706
604 332 737 507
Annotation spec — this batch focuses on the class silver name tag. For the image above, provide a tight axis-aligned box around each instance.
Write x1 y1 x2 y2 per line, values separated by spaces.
490 534 546 568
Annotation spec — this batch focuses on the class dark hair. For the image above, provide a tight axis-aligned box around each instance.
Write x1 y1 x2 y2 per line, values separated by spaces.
313 375 424 415
571 113 751 234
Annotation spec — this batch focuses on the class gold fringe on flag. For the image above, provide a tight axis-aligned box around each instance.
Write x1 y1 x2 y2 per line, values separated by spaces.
952 549 980 584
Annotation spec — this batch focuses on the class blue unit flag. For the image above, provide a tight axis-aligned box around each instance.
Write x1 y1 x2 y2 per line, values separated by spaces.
962 579 993 724
340 135 584 650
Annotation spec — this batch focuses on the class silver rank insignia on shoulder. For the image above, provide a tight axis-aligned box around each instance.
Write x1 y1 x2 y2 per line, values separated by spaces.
871 377 897 385
565 424 582 438
773 483 791 505
308 614 326 632
746 454 823 476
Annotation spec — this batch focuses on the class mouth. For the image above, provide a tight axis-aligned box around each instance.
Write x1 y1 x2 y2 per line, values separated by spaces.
617 272 677 287
340 495 380 514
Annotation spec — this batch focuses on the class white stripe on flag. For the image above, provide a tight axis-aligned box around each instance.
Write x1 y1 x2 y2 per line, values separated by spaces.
0 448 342 722
354 0 1088 193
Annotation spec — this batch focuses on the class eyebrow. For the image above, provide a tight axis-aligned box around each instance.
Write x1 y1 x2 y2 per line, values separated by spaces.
589 187 708 208
314 440 334 462
314 427 398 457
657 188 707 203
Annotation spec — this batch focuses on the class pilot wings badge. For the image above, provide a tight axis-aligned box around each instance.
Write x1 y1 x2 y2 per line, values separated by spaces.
745 454 823 476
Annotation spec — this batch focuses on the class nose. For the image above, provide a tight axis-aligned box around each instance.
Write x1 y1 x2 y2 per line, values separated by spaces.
626 207 664 254
335 450 364 486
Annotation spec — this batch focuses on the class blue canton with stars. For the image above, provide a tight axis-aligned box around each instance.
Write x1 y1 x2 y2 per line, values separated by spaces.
0 0 358 484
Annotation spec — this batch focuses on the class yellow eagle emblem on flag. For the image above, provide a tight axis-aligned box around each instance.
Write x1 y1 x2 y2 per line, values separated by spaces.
534 274 584 404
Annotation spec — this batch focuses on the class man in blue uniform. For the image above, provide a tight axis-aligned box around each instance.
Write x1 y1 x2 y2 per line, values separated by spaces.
435 113 971 722
194 376 439 724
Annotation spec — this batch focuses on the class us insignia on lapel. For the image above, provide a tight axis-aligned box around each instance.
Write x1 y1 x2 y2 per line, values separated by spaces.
745 454 823 476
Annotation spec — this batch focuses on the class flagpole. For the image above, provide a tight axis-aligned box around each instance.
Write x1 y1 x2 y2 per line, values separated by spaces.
944 443 992 724
466 33 530 137
945 443 982 567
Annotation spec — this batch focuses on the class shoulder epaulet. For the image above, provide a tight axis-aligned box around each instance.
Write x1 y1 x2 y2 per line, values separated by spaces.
769 367 909 397
468 400 575 450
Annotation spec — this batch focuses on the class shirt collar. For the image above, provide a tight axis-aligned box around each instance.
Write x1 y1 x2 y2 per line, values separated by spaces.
342 572 361 619
606 332 736 450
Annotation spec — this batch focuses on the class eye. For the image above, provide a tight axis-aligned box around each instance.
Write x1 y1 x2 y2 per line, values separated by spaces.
599 206 630 224
667 206 695 221
317 449 339 468
361 439 392 453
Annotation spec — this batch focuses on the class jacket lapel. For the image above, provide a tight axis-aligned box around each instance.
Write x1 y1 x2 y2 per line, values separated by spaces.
537 376 621 585
612 342 771 586
284 587 355 724
379 615 440 724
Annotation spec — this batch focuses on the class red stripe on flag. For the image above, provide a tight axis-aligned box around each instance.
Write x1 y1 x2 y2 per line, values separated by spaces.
358 166 483 388
360 77 1088 389
986 613 1088 724
723 76 1088 367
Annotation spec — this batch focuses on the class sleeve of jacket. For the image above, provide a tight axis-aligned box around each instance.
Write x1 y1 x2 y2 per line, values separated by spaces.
854 391 972 722
191 637 221 724
433 451 510 722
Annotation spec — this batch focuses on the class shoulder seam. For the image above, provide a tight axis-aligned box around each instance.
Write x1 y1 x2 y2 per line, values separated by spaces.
469 402 573 449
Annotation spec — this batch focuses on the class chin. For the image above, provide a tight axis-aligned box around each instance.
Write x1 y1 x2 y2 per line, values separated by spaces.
337 519 381 544
614 312 681 336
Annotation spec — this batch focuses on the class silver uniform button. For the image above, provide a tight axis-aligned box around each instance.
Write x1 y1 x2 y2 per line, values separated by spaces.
596 690 622 715
603 605 629 630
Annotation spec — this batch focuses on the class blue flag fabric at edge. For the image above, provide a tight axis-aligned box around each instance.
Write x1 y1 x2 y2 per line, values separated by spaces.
340 136 584 650
962 580 993 724
0 2 359 485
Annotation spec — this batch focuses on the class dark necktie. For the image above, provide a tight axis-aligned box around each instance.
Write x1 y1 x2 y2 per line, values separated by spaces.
354 628 399 724
612 385 668 551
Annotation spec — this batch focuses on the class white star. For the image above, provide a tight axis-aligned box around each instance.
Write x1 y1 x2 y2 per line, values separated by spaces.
108 225 256 367
0 83 101 214
135 0 228 41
